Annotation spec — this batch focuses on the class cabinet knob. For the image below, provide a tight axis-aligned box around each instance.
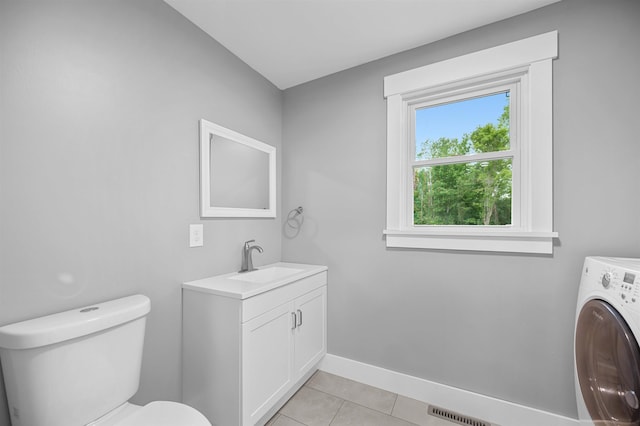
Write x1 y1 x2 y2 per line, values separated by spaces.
297 309 303 327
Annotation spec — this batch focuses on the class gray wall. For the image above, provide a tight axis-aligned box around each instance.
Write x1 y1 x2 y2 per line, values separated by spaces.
281 0 640 419
0 1 282 425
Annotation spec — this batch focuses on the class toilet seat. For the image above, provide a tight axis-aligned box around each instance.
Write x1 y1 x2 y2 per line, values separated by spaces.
115 401 211 426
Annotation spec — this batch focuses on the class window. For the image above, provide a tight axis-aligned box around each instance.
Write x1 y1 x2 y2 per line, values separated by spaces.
383 32 558 254
413 88 514 227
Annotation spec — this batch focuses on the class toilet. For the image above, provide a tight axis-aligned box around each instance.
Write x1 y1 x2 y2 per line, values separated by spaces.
0 294 211 426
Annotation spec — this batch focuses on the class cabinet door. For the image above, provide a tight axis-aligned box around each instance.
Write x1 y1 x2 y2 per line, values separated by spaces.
293 286 327 380
242 303 294 426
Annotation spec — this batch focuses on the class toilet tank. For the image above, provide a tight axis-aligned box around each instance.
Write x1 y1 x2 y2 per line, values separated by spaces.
0 294 151 426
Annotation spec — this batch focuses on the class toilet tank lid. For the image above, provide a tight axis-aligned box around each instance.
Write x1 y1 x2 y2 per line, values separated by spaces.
0 294 150 350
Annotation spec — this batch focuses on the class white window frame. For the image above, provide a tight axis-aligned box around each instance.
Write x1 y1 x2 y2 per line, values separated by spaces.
383 31 559 254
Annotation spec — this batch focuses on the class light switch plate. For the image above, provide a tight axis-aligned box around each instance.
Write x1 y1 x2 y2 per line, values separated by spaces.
189 224 204 247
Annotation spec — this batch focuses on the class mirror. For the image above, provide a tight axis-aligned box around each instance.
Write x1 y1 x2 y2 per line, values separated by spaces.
200 119 276 217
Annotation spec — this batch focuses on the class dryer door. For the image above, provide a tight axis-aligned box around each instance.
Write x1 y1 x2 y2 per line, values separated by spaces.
576 299 640 425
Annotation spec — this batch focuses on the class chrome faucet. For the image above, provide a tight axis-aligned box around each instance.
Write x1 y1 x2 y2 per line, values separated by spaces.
239 240 263 273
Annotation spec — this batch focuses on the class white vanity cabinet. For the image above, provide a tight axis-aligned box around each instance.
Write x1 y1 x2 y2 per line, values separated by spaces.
182 263 327 426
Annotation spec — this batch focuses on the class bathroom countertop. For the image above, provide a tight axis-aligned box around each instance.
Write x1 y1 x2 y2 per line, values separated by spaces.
182 262 327 300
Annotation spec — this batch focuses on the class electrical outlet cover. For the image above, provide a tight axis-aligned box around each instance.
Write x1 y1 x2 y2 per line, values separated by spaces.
189 224 204 247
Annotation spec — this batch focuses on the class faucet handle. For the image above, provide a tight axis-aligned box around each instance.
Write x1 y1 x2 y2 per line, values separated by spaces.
244 239 255 247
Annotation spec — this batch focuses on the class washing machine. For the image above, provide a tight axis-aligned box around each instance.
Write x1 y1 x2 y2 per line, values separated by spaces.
575 256 640 426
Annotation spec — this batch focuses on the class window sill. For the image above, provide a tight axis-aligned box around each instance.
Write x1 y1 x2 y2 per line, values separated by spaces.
383 229 558 254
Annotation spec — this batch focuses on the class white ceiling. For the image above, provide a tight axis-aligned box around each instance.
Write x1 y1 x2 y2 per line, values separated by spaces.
164 0 561 90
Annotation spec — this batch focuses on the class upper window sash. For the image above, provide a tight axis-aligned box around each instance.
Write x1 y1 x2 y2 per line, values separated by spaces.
409 82 518 164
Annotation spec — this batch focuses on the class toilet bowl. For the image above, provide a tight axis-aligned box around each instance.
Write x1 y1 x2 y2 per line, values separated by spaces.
0 294 211 426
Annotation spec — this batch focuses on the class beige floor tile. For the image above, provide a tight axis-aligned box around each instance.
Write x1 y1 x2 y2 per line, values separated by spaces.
271 414 307 426
331 401 418 426
392 395 430 426
307 371 398 414
265 413 280 426
279 385 344 426
275 372 463 426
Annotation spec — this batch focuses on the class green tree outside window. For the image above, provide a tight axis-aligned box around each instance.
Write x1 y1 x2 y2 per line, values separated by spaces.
414 106 512 226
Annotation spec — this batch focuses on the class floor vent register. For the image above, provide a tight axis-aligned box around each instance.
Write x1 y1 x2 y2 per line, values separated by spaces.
427 405 494 426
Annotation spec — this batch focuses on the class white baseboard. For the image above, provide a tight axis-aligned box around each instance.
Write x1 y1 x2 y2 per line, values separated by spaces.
319 354 578 426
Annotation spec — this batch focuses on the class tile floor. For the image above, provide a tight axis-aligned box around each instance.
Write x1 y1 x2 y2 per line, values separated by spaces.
266 371 458 426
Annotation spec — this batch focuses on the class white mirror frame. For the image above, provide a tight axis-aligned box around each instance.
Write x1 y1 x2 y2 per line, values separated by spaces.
200 119 276 218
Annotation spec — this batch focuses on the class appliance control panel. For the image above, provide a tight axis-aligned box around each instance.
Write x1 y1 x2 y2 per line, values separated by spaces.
585 257 640 306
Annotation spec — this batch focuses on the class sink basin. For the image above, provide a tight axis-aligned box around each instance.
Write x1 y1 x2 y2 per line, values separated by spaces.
183 262 327 299
229 266 304 284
